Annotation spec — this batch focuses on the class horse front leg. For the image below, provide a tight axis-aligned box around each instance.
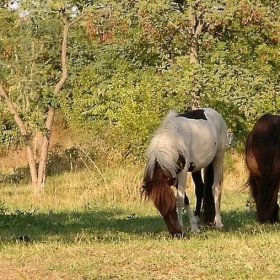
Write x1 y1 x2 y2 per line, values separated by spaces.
177 170 199 232
184 193 199 232
176 184 184 230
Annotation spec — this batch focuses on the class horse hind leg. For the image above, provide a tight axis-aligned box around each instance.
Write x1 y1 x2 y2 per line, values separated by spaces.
203 163 215 226
270 203 279 223
212 162 224 228
192 170 204 222
204 160 223 228
213 182 223 228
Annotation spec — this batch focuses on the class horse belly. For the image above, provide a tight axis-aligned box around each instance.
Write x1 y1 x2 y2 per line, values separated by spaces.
179 113 226 171
188 129 218 170
189 150 217 171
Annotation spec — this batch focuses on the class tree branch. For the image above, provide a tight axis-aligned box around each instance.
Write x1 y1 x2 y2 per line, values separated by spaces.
0 83 29 138
54 14 84 95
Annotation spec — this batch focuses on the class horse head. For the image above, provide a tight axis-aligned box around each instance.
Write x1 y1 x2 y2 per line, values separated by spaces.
142 161 182 236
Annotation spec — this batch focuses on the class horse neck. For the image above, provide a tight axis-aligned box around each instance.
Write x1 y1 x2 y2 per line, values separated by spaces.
147 132 182 178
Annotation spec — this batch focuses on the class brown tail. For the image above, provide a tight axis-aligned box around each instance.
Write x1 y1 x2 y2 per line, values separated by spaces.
247 132 280 223
250 148 280 223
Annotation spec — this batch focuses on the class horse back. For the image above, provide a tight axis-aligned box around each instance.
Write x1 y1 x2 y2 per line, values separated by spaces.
179 108 227 166
180 108 226 140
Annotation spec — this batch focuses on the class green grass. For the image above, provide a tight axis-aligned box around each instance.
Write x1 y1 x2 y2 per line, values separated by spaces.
1 163 280 279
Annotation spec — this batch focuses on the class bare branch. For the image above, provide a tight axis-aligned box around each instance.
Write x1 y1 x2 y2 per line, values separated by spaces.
0 83 28 137
54 14 84 95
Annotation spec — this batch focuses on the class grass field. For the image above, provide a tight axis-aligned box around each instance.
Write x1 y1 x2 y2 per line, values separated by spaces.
1 153 280 279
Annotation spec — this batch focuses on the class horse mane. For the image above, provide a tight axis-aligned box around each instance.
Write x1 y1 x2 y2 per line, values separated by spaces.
144 110 185 181
142 111 187 215
142 162 176 216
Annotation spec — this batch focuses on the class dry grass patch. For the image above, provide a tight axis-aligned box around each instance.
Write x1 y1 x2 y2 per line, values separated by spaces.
1 152 280 279
1 230 280 279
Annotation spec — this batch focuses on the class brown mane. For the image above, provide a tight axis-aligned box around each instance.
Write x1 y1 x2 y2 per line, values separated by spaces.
142 162 176 216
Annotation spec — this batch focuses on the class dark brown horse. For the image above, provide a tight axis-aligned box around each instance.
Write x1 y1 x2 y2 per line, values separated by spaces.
245 114 280 223
142 108 227 236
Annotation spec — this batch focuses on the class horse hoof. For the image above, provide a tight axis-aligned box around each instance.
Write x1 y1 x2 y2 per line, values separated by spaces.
173 233 183 238
195 216 200 223
190 226 200 233
215 224 224 231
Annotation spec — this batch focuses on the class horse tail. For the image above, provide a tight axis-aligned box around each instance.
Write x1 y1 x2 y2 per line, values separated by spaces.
254 143 280 223
246 116 280 223
203 162 215 226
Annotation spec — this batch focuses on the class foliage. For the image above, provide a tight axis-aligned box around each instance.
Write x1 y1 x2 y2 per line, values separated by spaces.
62 62 194 158
0 2 63 145
1 0 280 162
60 0 280 159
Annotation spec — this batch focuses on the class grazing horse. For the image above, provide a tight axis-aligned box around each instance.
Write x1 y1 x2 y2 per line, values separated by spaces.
142 108 227 236
245 114 280 223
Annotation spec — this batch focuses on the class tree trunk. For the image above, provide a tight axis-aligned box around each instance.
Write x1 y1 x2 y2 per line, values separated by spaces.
34 16 72 192
26 145 39 191
0 13 82 193
0 83 38 191
188 6 204 109
33 14 83 192
37 106 55 192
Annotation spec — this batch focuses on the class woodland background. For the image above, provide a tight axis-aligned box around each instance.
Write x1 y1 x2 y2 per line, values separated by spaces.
0 0 280 189
1 2 280 278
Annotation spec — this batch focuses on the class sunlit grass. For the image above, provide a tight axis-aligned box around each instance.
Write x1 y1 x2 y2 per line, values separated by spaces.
1 153 280 279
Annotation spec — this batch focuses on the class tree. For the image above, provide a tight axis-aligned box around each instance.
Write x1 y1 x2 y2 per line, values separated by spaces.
0 3 82 192
2 0 280 166
66 0 280 150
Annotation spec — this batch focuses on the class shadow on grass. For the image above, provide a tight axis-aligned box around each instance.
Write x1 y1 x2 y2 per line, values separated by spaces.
0 206 166 244
1 205 280 244
198 209 280 236
222 209 256 231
